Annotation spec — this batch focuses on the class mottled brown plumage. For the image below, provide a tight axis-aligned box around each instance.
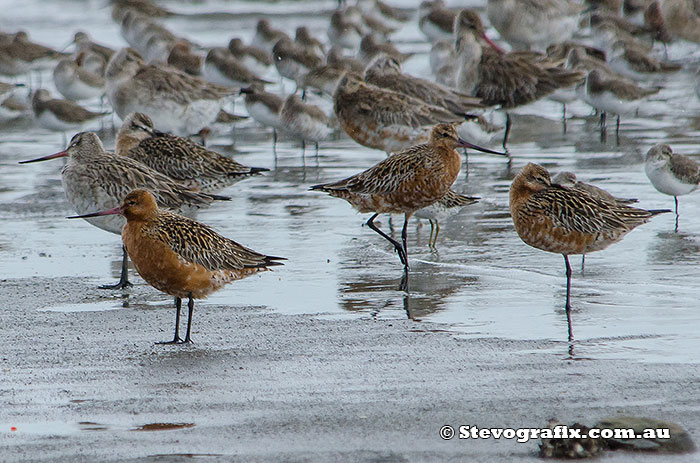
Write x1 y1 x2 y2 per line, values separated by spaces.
363 54 484 115
510 163 668 318
116 112 268 192
333 73 467 153
312 123 499 268
74 189 283 343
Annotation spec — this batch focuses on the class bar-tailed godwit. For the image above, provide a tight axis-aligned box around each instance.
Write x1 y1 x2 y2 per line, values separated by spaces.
311 123 502 269
116 112 269 192
510 163 669 339
454 9 585 149
105 48 235 135
70 189 285 344
644 144 700 231
20 132 227 289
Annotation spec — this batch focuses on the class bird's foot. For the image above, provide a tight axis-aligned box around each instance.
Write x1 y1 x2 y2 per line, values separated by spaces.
99 280 133 290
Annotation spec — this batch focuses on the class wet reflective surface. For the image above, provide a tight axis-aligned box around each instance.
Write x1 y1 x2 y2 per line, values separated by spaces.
2 0 700 366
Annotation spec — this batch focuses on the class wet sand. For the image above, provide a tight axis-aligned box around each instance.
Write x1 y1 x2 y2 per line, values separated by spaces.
3 276 699 462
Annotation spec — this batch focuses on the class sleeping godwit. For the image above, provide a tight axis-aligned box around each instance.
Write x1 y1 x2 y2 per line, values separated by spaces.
20 132 227 289
203 48 271 88
70 189 284 344
419 1 457 42
105 48 235 135
30 89 108 143
228 38 272 77
252 19 290 54
311 123 502 270
414 190 479 250
272 37 323 93
167 42 203 76
72 31 115 63
510 163 669 339
280 94 334 149
363 54 484 116
240 84 285 143
645 144 700 231
552 171 637 205
454 9 585 149
116 112 269 192
334 73 469 153
53 58 105 101
582 70 660 140
0 31 69 77
486 0 583 51
357 35 412 64
328 9 364 50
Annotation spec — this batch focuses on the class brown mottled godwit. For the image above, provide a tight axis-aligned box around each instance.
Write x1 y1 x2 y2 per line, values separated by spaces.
510 163 669 339
116 112 269 193
70 189 285 344
454 9 585 149
644 144 700 231
311 123 502 270
20 132 228 289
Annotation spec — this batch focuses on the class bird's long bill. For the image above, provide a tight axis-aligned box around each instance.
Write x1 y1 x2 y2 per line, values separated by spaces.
19 150 68 164
481 34 505 54
458 138 507 156
67 206 121 219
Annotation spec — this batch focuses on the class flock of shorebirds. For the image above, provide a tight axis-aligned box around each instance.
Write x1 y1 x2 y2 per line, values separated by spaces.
4 0 700 343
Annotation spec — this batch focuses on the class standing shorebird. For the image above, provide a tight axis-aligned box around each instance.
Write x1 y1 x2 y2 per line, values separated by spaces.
20 132 227 289
53 58 105 101
280 94 334 150
644 144 700 232
454 9 585 150
70 189 285 344
510 163 669 339
414 189 479 250
30 89 108 144
116 112 269 193
311 123 502 270
105 48 236 135
240 84 285 143
334 73 490 154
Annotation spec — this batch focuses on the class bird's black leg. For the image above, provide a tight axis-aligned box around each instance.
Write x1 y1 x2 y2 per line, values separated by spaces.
502 112 512 151
401 214 410 270
562 104 567 134
615 115 620 145
157 297 183 344
563 254 574 342
366 213 408 267
184 294 195 344
674 196 679 233
99 246 133 290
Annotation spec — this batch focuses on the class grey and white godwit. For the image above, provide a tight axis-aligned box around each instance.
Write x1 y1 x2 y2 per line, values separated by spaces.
53 57 105 101
69 189 284 344
30 89 108 143
311 123 501 270
105 48 236 135
203 48 270 88
414 189 479 250
116 112 269 192
19 132 228 289
228 38 272 77
454 9 585 149
645 144 700 231
486 0 583 51
510 163 669 339
280 94 334 149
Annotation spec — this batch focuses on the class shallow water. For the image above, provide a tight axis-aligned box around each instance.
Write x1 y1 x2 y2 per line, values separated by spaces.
2 0 700 364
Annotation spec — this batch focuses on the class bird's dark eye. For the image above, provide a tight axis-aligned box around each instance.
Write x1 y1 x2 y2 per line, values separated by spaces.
128 200 136 206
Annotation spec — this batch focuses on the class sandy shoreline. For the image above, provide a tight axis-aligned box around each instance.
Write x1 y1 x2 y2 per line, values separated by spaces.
1 276 698 462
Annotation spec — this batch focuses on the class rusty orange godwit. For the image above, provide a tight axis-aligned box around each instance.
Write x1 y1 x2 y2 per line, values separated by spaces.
311 123 503 270
70 189 285 344
510 163 670 339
